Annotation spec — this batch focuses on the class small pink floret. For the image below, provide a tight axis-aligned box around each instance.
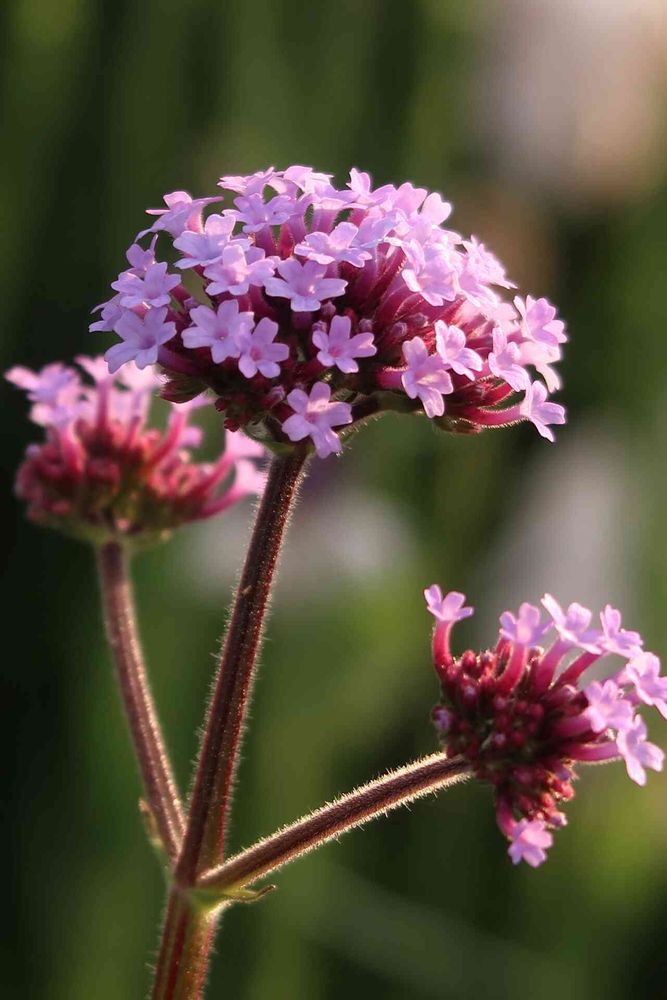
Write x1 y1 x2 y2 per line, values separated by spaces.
541 594 601 652
488 328 530 392
514 295 567 348
519 382 566 443
312 315 376 374
616 716 665 786
434 322 482 380
508 818 553 867
237 318 288 379
401 337 453 418
107 307 176 372
282 381 352 458
182 301 253 364
499 603 552 647
424 585 474 624
583 679 634 734
265 259 347 312
621 653 667 720
600 605 643 659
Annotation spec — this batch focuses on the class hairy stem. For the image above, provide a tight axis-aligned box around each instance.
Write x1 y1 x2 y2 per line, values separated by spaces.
176 449 308 885
199 753 468 893
151 889 222 1000
96 541 185 861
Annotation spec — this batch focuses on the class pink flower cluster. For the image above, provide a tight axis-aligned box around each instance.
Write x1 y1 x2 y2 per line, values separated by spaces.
92 166 567 458
7 358 265 545
425 585 665 866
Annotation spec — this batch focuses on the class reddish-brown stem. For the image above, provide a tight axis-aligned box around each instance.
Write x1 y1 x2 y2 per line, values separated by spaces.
96 541 185 861
176 449 308 886
199 753 469 894
151 889 221 1000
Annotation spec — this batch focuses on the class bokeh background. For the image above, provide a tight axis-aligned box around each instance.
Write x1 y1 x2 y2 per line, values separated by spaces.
3 1 667 997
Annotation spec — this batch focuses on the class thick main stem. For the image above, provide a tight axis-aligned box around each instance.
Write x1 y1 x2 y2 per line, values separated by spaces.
96 541 185 861
199 753 468 893
151 890 221 1000
177 449 308 886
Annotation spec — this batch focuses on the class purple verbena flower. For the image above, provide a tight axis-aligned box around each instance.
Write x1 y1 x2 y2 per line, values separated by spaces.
518 381 566 442
434 322 482 380
106 308 177 372
203 245 276 297
621 653 667 719
219 167 281 196
583 680 634 733
311 315 377 374
174 214 237 268
507 819 553 868
229 193 295 233
141 191 222 238
295 222 372 267
402 242 458 306
182 301 253 364
93 166 568 457
600 604 644 658
7 356 266 546
112 262 181 309
616 716 665 786
460 237 516 292
541 594 602 652
6 362 82 426
499 603 552 647
401 337 453 418
90 293 125 334
488 328 531 392
265 259 347 312
237 318 289 379
282 382 352 458
426 585 663 866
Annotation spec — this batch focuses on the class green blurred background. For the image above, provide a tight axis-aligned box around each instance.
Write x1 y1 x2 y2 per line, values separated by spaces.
3 1 667 997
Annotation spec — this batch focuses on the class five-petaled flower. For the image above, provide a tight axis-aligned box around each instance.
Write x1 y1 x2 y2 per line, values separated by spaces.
282 382 353 458
312 315 377 374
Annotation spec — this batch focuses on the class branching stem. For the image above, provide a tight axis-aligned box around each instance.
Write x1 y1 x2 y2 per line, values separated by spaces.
199 753 469 894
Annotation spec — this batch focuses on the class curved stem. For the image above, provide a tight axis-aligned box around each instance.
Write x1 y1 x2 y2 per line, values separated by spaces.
96 541 185 861
176 449 309 886
199 753 468 894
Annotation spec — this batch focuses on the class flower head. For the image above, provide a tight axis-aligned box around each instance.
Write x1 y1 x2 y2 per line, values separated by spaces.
7 357 265 547
426 585 664 866
92 166 568 458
